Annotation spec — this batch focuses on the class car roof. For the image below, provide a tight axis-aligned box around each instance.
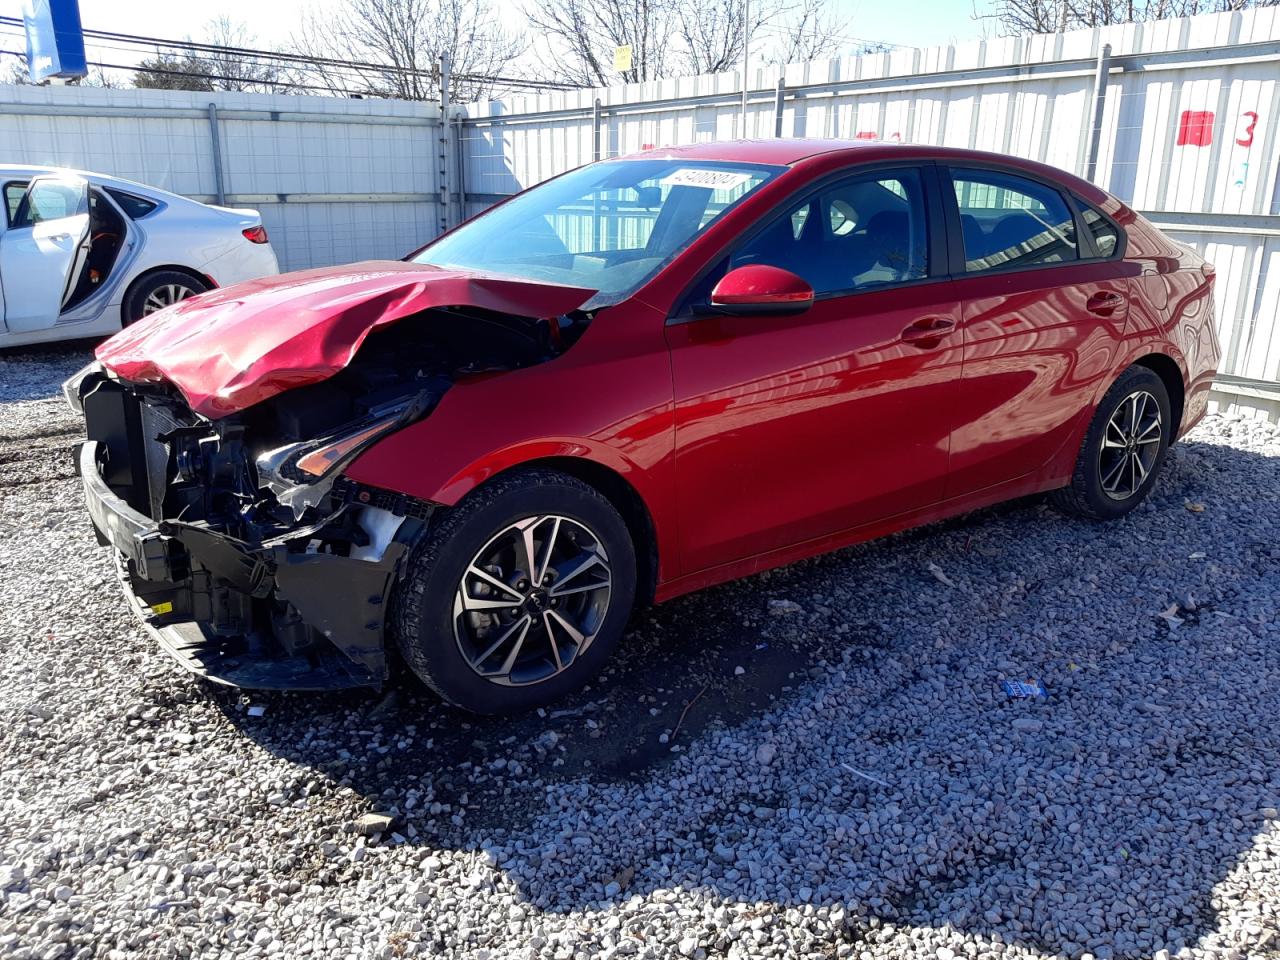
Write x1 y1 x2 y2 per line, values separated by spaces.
0 164 197 205
626 139 884 165
623 139 1112 205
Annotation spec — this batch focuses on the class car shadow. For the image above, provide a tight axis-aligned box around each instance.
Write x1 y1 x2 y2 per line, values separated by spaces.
210 435 1279 958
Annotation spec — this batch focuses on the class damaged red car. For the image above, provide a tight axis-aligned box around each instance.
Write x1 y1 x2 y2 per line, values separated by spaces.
67 140 1220 713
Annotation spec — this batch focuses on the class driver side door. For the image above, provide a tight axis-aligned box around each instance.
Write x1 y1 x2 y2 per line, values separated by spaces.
665 164 963 575
0 175 91 334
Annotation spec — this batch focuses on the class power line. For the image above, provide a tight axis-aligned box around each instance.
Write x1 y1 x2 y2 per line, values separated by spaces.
0 16 586 91
0 48 385 95
0 27 417 94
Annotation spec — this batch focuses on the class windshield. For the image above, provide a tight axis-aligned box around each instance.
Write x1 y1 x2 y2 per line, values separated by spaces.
413 159 782 309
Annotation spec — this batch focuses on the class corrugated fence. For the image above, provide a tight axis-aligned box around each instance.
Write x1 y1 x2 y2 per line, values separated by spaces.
0 8 1277 417
0 85 440 273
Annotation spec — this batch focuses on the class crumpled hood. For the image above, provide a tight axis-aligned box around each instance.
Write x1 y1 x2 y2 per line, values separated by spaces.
96 261 596 419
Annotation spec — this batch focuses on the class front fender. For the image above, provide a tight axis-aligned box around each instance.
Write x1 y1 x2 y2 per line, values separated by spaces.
342 337 679 581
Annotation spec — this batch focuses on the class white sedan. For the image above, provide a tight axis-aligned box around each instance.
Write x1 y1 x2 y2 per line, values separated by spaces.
0 165 279 348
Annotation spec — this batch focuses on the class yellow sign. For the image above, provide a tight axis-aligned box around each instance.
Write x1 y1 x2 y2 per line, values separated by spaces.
614 44 633 73
150 601 173 616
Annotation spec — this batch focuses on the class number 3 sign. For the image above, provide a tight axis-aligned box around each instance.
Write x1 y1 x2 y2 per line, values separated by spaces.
1236 111 1259 148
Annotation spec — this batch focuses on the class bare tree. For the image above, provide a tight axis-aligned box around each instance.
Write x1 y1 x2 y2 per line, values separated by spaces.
4 57 119 87
528 0 672 85
134 18 281 92
530 0 857 87
134 55 216 91
291 0 525 102
987 0 1277 33
198 16 284 92
764 0 889 66
71 67 123 89
679 0 786 76
4 57 33 85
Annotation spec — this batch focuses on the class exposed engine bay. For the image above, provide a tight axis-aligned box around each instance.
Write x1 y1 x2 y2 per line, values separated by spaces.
70 305 590 689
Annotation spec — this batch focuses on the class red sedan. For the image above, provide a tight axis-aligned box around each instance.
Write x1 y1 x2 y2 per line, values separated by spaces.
68 140 1220 713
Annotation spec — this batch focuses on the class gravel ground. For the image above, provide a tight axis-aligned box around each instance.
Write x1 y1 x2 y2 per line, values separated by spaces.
1 345 1278 960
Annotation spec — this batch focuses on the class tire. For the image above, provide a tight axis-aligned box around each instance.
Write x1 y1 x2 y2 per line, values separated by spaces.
1051 365 1172 520
393 469 637 714
122 270 208 325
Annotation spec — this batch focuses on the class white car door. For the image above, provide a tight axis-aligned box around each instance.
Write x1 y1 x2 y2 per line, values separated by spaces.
0 175 91 334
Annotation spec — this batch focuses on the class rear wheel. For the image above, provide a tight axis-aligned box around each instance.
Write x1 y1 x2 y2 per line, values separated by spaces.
1052 365 1172 520
122 270 208 324
393 469 637 714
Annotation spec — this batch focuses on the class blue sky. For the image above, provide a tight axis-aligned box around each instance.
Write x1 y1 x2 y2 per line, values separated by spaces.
821 0 992 50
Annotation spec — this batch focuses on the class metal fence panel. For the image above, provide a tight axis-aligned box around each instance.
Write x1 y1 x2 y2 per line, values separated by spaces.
0 83 441 272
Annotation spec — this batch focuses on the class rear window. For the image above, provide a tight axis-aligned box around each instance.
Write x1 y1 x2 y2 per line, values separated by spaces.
952 168 1077 272
106 189 159 219
1080 204 1120 258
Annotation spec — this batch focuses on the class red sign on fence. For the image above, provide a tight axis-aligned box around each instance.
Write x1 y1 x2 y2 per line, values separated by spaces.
1177 110 1215 147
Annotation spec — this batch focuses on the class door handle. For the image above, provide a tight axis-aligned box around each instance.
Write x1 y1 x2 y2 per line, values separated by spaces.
1086 291 1126 317
48 233 72 242
901 317 955 348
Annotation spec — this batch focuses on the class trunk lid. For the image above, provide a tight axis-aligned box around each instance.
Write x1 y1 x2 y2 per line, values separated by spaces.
95 261 596 419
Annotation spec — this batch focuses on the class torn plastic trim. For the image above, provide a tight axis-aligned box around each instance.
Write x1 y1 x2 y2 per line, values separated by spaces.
63 361 104 415
272 538 408 677
114 554 383 691
152 505 414 683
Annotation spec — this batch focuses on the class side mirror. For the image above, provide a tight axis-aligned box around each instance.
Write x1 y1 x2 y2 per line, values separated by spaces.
708 264 814 317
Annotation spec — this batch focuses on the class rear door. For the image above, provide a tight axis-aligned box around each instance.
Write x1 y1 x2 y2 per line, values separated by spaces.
666 164 964 573
0 174 91 334
942 165 1136 497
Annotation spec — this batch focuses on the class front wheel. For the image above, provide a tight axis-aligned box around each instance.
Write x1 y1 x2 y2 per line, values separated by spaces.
1052 365 1172 520
393 469 637 714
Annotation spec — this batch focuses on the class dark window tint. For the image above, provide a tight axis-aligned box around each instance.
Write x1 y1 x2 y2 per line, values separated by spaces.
952 168 1077 272
1080 204 1119 257
730 168 929 296
4 182 25 226
105 189 158 219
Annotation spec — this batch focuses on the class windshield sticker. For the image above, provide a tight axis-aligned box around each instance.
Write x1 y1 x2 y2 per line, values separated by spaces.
660 169 754 191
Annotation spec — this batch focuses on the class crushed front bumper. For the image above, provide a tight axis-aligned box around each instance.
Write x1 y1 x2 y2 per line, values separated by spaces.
77 440 405 690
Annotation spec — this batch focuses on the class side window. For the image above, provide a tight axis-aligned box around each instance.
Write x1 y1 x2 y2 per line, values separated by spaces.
105 189 158 220
951 168 1077 272
4 182 25 226
14 179 88 228
1080 204 1119 258
730 168 929 296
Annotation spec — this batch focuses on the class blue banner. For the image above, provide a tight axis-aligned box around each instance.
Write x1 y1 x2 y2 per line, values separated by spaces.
21 0 88 82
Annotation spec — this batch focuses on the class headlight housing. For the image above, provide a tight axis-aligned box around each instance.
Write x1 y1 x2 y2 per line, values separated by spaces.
257 411 405 490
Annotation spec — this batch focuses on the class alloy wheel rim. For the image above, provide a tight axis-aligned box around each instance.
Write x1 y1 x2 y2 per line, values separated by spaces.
1098 389 1162 501
453 515 612 686
142 284 195 315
